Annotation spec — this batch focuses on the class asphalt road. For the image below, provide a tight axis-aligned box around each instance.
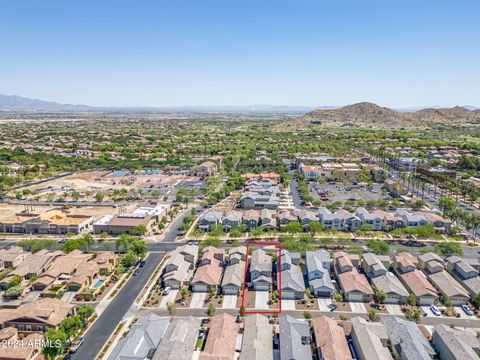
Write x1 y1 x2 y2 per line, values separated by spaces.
71 251 165 360
289 170 305 210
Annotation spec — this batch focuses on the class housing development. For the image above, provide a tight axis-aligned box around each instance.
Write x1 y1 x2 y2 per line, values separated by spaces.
0 113 479 360
2 0 480 358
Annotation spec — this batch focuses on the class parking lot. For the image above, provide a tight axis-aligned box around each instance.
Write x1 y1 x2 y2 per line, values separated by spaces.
309 182 384 204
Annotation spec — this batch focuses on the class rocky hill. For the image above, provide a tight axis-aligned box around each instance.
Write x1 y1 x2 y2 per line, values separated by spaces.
284 102 480 129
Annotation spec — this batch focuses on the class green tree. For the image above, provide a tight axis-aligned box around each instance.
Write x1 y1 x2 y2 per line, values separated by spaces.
60 316 82 338
43 328 67 359
132 225 148 236
206 304 216 317
434 242 463 257
8 275 23 288
122 251 137 267
308 221 324 234
230 227 241 238
367 240 390 255
283 221 302 233
405 308 421 323
95 192 105 202
77 305 95 321
407 293 417 307
368 309 380 322
444 296 453 307
333 292 343 302
167 302 177 316
6 286 23 298
376 290 387 304
303 311 312 320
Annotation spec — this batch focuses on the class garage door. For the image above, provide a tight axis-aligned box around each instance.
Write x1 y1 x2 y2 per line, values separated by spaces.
282 290 294 299
385 295 399 304
316 291 332 298
193 284 208 292
223 286 238 295
348 293 364 302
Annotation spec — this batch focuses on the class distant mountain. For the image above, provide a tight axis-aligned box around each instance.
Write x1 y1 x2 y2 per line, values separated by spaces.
0 94 93 112
285 102 480 129
0 93 317 113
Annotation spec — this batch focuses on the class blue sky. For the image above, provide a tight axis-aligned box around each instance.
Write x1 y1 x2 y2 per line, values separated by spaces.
1 0 479 107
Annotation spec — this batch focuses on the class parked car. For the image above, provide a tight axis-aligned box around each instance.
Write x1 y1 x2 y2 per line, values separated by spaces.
70 337 84 353
133 269 140 276
163 287 171 295
139 260 146 267
461 304 475 316
58 238 67 244
430 305 441 316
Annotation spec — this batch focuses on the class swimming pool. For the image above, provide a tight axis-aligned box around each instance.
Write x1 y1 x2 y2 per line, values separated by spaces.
107 170 129 178
93 279 105 289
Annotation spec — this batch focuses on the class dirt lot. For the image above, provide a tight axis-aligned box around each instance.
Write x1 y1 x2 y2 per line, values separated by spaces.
309 182 385 204
17 170 195 201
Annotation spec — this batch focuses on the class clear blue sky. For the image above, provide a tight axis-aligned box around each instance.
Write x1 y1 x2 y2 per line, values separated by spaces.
1 0 479 107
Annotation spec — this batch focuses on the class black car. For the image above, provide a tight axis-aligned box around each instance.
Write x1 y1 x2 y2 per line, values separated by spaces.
133 269 140 276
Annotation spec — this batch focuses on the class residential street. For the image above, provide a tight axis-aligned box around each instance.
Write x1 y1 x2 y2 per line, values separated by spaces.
71 251 165 360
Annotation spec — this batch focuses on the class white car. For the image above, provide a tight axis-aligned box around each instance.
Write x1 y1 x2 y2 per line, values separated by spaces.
163 287 171 296
461 304 475 316
430 305 441 316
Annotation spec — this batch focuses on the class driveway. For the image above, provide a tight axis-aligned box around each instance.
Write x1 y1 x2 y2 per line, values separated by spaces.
61 292 77 303
190 292 207 309
317 298 332 312
282 299 296 310
420 306 443 318
385 304 404 316
454 306 474 319
222 295 237 309
349 302 367 314
159 290 178 309
254 291 269 310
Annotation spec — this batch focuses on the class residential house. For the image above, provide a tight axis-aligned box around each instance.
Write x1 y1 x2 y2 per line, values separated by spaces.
260 209 277 231
362 253 387 278
240 314 273 360
355 208 384 230
199 313 238 360
369 165 387 182
153 317 201 360
94 251 118 275
312 316 352 360
240 192 279 210
334 252 374 302
393 253 418 274
107 314 170 360
196 161 218 177
243 210 260 229
372 272 409 304
279 315 312 360
280 250 305 299
222 252 245 295
399 270 439 305
65 261 100 292
350 316 393 360
306 250 335 298
222 210 243 231
0 246 29 269
250 249 272 291
446 256 480 298
428 271 470 305
191 247 224 292
423 213 452 234
0 298 75 333
418 253 445 274
395 209 428 228
297 210 318 230
432 324 480 360
9 250 62 280
198 211 223 232
228 246 247 261
162 245 198 290
0 327 43 360
277 210 298 228
382 316 435 360
319 208 362 231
